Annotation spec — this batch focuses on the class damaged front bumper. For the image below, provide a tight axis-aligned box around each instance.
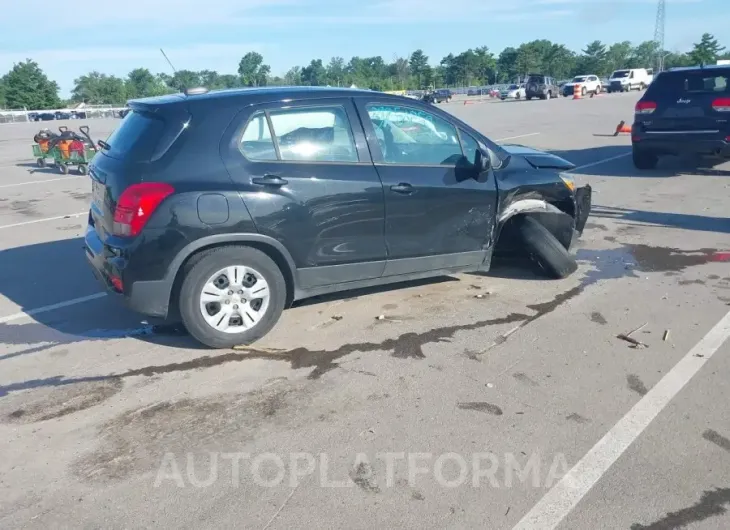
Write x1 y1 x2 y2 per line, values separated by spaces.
574 184 592 236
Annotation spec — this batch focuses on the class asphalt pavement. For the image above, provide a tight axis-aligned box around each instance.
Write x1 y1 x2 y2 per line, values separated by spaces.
1 92 729 529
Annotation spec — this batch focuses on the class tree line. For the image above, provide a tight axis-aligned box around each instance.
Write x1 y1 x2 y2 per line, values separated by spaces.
1 34 727 110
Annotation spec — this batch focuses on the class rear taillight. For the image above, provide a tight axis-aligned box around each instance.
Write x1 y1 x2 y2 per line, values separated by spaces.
635 101 656 114
712 97 730 112
112 182 174 237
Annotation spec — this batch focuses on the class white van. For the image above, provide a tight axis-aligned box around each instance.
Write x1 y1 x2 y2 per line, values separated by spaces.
607 68 653 93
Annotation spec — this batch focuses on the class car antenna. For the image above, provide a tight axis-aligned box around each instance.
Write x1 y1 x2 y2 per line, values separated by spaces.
160 48 177 74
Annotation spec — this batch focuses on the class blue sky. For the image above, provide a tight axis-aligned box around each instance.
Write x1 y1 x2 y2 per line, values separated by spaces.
1 0 727 97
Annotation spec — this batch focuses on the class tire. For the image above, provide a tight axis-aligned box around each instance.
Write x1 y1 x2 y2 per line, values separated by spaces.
526 96 532 101
517 216 578 279
178 245 287 348
77 164 88 176
581 87 586 96
640 83 646 91
632 149 658 170
59 163 69 175
36 158 46 168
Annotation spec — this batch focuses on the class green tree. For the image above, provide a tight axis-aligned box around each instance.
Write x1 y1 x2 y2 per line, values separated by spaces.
72 72 127 104
577 40 608 75
284 66 302 85
169 70 202 91
126 68 163 98
1 60 60 109
689 33 725 65
326 57 346 86
604 41 633 75
496 47 519 82
238 52 270 87
629 40 659 70
409 49 429 87
301 59 327 86
0 80 6 108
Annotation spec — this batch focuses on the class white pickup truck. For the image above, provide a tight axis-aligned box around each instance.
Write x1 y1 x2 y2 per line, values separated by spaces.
607 68 654 93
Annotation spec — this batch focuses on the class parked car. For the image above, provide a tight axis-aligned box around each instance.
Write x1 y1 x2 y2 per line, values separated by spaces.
631 64 730 169
84 87 592 348
562 75 602 97
36 112 56 121
500 84 526 100
600 78 610 92
525 74 559 100
608 68 652 93
430 89 451 103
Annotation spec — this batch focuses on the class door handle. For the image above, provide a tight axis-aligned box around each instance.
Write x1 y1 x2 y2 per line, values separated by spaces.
390 183 414 194
252 175 288 186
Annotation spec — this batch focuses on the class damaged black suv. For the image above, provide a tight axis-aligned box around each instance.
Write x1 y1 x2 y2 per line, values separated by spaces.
84 87 591 348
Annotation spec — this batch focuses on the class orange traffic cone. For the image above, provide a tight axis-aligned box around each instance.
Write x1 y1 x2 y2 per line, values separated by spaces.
614 120 632 136
573 83 582 100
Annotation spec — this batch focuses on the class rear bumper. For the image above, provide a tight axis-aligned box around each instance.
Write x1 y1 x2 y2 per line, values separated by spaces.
632 133 730 157
84 221 172 318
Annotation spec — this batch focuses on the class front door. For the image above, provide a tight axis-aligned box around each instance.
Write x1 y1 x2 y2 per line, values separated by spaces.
354 98 498 275
220 99 387 289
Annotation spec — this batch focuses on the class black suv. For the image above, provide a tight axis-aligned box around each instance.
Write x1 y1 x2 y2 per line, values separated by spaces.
84 87 591 348
632 65 730 169
525 74 559 100
433 89 452 103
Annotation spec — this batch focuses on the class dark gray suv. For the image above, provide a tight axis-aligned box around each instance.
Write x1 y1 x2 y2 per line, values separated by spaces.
84 86 592 348
525 74 559 100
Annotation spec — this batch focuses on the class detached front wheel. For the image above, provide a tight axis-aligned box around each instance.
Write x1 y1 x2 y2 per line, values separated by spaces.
517 216 577 279
178 246 287 348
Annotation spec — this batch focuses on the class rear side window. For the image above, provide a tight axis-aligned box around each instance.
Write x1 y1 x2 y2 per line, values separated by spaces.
648 70 730 96
240 106 358 163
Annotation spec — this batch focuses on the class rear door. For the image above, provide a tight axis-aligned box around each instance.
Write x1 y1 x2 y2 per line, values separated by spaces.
638 68 730 134
354 97 497 275
220 98 387 289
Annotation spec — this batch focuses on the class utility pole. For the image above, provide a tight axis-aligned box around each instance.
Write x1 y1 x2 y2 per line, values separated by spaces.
653 0 666 72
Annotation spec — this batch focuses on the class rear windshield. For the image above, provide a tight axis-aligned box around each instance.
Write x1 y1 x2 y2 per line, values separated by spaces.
101 109 188 162
527 76 545 83
647 69 729 95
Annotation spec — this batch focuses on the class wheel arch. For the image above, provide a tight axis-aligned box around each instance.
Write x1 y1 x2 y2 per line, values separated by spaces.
495 199 576 251
166 234 298 316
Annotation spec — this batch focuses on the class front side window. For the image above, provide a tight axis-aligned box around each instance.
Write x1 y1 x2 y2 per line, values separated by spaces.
365 104 462 165
240 106 358 163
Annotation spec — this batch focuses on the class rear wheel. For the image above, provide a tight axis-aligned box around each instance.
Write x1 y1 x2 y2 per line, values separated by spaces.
77 164 88 176
517 216 577 279
59 163 69 175
178 246 287 348
36 158 46 168
632 148 659 170
581 87 586 96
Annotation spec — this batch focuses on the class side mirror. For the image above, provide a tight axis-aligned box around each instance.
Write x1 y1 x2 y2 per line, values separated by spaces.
475 149 491 172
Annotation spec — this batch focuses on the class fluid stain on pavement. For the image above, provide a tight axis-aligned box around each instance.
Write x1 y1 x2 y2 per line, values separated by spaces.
590 312 608 325
627 374 648 396
0 286 585 394
630 487 730 530
0 379 122 424
702 429 730 453
628 245 730 272
457 402 503 415
73 381 305 482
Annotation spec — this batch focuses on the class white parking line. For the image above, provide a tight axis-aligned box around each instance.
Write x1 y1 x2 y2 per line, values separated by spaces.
567 152 631 173
512 308 730 530
0 292 107 324
0 211 87 230
496 133 541 142
0 176 83 189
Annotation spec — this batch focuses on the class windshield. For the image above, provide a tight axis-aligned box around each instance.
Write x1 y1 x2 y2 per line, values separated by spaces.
508 85 519 90
612 71 629 78
573 76 587 82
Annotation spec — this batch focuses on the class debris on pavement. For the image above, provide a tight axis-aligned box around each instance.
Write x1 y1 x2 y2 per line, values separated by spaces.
331 315 343 321
617 334 648 348
663 329 670 341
